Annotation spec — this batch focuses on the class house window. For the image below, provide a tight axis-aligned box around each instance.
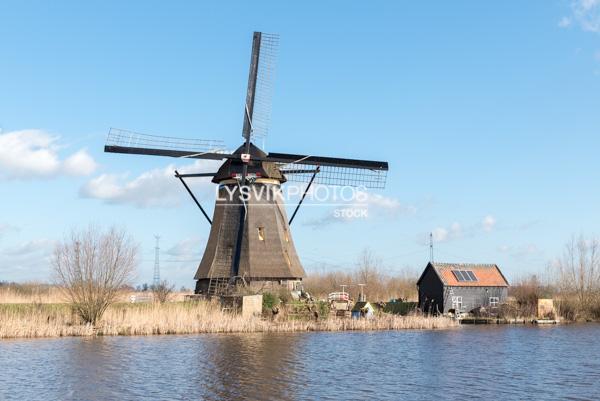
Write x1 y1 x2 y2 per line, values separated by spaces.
257 227 265 241
284 229 289 243
283 250 291 267
451 296 463 311
489 297 499 308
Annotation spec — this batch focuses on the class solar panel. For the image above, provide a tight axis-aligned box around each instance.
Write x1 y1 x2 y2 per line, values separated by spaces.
466 271 477 281
452 270 478 282
452 270 465 281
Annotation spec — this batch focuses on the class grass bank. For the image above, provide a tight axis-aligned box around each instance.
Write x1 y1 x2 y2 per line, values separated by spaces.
0 302 457 339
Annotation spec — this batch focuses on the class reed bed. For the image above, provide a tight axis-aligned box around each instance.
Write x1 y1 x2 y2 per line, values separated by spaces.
0 301 457 339
0 286 191 305
0 285 66 304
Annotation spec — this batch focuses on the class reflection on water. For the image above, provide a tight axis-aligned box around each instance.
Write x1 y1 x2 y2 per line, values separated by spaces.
1 325 600 400
197 333 304 401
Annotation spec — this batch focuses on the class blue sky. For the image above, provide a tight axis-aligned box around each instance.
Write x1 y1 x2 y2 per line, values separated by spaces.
1 1 599 288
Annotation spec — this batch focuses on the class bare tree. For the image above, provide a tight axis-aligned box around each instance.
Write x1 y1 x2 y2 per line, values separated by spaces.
52 226 137 324
355 248 381 282
152 280 175 303
302 249 418 302
554 235 600 316
509 274 548 317
355 248 384 299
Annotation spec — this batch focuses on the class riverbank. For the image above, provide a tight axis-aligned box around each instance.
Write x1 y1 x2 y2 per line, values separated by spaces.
0 302 457 339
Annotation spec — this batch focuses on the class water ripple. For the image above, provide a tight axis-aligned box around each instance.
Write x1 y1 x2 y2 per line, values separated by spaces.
1 325 600 400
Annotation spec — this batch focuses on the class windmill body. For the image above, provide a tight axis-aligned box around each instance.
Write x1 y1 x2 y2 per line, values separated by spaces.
104 32 389 296
194 143 305 294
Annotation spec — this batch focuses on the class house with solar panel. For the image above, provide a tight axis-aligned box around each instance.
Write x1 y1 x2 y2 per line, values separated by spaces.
417 263 509 315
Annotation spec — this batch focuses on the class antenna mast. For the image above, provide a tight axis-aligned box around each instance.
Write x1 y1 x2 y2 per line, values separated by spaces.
153 235 161 287
429 232 434 263
340 284 348 295
358 283 366 302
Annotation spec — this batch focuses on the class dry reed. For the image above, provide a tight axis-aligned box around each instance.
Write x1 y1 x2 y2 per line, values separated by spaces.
0 301 456 339
0 286 191 305
0 285 66 304
303 269 418 302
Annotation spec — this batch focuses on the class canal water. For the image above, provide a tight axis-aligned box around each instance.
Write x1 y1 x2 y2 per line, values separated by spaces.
1 325 599 400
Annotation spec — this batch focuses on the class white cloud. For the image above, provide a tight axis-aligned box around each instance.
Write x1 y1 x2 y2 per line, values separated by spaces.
303 207 359 228
451 222 462 233
166 237 204 260
431 222 462 243
303 191 415 228
570 0 600 32
0 223 18 238
424 215 497 245
0 130 97 179
497 245 511 253
482 215 497 232
500 243 542 260
2 239 56 256
360 191 417 216
363 192 401 210
0 238 56 282
80 169 182 208
80 159 220 208
558 16 572 27
518 244 539 256
431 227 449 242
81 174 124 200
63 149 98 176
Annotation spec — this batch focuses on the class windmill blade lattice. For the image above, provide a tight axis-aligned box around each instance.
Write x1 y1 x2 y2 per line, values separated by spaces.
247 33 279 142
106 128 225 154
280 163 387 189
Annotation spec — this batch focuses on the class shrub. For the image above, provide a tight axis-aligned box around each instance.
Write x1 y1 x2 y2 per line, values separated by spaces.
152 280 175 303
52 226 137 325
262 292 279 311
384 301 418 315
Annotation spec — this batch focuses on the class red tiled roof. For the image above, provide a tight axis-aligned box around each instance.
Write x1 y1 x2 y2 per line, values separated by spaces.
428 263 509 287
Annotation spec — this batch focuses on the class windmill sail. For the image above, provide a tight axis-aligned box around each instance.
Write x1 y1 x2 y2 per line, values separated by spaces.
280 163 387 189
268 151 388 189
105 128 228 160
242 32 279 142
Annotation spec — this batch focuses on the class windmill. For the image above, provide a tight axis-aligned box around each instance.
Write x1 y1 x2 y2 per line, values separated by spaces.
104 32 389 296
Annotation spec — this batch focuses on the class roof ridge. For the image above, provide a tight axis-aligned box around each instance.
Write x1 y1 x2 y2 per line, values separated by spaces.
427 262 509 287
432 262 497 268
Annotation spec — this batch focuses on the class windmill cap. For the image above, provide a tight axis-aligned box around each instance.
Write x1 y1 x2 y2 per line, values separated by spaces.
212 142 286 183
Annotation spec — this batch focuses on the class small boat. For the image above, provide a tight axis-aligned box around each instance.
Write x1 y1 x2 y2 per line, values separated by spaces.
533 319 558 324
